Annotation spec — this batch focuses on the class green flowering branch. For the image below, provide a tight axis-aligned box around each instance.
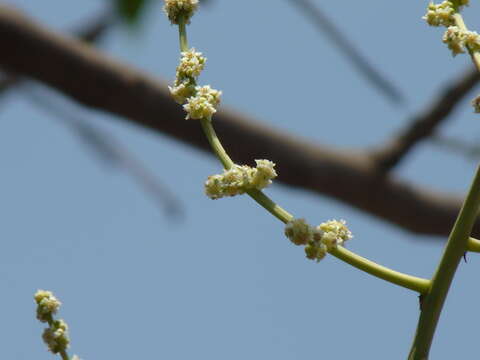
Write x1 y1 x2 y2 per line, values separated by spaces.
424 1 480 112
408 2 480 358
408 166 480 359
163 0 431 296
452 13 480 72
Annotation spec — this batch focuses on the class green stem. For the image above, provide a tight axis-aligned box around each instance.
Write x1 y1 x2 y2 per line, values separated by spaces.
408 166 480 360
453 13 480 73
200 118 234 169
330 247 431 293
59 350 70 360
246 188 294 224
199 117 428 292
178 17 188 52
175 15 428 296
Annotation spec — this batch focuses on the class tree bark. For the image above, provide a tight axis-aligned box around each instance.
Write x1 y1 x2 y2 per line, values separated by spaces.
0 5 475 237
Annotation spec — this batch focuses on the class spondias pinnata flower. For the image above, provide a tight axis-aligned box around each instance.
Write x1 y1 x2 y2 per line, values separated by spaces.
169 48 206 104
318 219 353 249
442 26 480 56
184 85 222 120
42 319 70 354
163 0 199 25
284 218 353 262
34 290 72 355
205 160 277 199
35 290 61 323
176 48 206 78
423 2 456 27
423 1 469 27
284 218 313 246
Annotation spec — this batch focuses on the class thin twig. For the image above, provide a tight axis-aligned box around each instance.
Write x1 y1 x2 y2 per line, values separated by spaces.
287 0 405 106
23 85 184 219
371 66 480 172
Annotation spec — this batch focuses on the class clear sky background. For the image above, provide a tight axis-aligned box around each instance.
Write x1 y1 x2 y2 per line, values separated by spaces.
2 1 480 359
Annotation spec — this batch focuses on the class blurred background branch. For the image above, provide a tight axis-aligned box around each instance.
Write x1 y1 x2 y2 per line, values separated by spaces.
0 4 183 220
0 4 479 236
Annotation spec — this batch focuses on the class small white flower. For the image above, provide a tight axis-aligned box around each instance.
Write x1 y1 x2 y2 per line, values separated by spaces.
423 1 456 27
443 26 466 55
177 48 206 78
183 85 222 120
464 30 480 52
251 160 278 189
163 0 199 25
184 93 217 120
205 160 277 199
42 319 70 354
318 219 353 249
168 80 195 104
35 290 62 322
285 218 313 246
305 241 327 262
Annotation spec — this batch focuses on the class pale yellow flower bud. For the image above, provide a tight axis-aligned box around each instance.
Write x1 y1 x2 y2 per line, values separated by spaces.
163 0 199 25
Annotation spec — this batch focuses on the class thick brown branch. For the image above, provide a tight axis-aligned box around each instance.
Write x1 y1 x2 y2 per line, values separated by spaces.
371 66 480 172
0 5 476 237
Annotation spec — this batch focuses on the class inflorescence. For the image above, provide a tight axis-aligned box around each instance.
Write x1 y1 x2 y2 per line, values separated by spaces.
163 0 199 25
168 48 222 120
285 218 353 262
205 160 277 199
164 0 353 265
423 1 475 56
167 18 222 120
423 1 480 113
34 290 70 355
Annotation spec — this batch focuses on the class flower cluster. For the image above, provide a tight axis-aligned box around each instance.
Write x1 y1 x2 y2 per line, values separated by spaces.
163 0 199 25
284 218 353 262
423 1 480 112
176 48 206 78
35 290 61 323
422 1 477 56
168 49 222 119
442 26 480 55
165 1 222 120
34 290 71 355
42 319 70 354
423 1 456 27
318 219 353 249
169 48 206 104
205 160 277 199
184 85 222 120
423 0 469 27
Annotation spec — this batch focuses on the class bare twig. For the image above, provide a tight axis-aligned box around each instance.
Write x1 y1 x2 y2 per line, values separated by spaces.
430 133 480 160
22 85 184 219
371 66 480 172
0 4 478 236
0 7 183 219
287 0 405 106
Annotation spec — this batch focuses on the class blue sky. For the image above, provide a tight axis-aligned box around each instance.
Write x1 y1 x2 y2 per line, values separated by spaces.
2 1 480 359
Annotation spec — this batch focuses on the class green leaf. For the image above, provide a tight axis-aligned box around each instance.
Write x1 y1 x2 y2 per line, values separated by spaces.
115 0 150 25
